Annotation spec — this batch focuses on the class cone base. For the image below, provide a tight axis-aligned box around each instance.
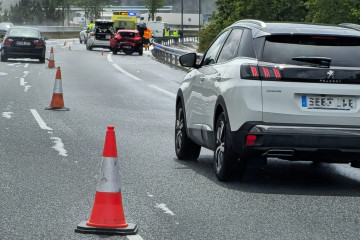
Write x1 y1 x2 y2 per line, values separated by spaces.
75 221 138 235
45 106 70 111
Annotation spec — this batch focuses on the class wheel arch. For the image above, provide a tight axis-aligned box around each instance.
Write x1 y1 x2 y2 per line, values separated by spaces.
214 96 231 133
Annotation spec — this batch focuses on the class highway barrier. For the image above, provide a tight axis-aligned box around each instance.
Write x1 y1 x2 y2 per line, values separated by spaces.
152 40 203 69
75 126 138 236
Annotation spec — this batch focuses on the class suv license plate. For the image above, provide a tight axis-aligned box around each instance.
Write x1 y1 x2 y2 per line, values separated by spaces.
123 45 131 49
302 95 356 110
16 41 31 46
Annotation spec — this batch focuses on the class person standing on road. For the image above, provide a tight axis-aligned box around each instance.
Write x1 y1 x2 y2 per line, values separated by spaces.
88 20 94 32
143 27 152 51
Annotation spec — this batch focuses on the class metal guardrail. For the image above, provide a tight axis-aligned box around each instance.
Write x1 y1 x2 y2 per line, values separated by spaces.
152 37 203 68
25 26 82 32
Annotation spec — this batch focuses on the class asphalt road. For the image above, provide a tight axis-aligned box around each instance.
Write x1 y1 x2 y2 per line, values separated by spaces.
1 39 360 240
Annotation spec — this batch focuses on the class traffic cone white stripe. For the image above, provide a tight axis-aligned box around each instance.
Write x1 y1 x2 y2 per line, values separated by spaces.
53 79 63 94
95 157 122 193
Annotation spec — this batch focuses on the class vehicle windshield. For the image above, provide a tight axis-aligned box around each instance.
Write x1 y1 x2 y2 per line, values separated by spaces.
8 28 39 38
262 35 360 67
119 32 137 38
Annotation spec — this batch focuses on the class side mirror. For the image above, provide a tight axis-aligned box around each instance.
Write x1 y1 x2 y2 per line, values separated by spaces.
43 37 48 41
180 53 197 68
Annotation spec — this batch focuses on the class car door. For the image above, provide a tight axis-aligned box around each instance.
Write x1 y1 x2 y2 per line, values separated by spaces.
195 30 231 146
200 28 246 148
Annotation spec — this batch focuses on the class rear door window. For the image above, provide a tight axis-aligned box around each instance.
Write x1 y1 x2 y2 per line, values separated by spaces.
262 35 360 67
237 29 256 58
217 29 243 63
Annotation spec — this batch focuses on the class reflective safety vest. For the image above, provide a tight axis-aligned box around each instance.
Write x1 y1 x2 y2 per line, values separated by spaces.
172 30 179 37
164 29 170 37
144 28 152 39
88 23 94 31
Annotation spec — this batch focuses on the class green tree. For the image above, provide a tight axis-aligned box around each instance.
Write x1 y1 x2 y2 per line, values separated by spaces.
145 0 165 21
198 0 307 52
74 0 112 21
305 0 360 24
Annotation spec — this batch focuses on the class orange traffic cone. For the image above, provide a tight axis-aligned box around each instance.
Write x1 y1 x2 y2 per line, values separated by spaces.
45 67 70 111
47 47 55 68
64 41 67 46
68 45 71 51
101 49 104 56
75 126 138 235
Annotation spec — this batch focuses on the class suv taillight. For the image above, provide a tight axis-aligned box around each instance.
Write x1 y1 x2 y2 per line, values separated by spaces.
33 40 44 46
241 64 282 80
4 38 13 45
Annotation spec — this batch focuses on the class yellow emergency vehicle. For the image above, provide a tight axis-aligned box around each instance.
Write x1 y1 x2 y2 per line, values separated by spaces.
111 11 137 30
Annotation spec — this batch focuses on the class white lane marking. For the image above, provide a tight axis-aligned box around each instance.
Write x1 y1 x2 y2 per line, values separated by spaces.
155 203 175 216
24 85 31 92
149 84 176 98
24 63 29 68
112 63 142 81
30 109 53 131
107 53 113 63
23 71 29 77
0 72 8 75
50 137 68 157
147 192 154 197
127 235 144 240
20 78 25 86
2 112 13 119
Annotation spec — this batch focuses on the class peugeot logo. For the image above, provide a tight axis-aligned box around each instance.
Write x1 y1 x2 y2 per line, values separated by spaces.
326 70 335 80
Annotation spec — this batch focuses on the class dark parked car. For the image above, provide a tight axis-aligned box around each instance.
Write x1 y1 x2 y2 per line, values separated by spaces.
1 27 46 63
0 22 14 38
110 29 143 55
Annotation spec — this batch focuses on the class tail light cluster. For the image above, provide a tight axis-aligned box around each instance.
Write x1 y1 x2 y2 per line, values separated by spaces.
33 39 44 46
241 64 282 80
3 38 13 45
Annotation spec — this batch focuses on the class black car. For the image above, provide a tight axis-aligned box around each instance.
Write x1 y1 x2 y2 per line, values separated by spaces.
1 27 46 63
0 22 14 39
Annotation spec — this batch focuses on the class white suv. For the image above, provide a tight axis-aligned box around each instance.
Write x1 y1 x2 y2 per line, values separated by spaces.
175 20 360 181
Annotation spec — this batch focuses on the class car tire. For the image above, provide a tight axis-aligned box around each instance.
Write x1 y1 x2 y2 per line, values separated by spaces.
79 37 82 44
214 112 245 181
175 102 201 160
39 57 45 63
112 49 117 55
86 44 92 51
1 54 7 62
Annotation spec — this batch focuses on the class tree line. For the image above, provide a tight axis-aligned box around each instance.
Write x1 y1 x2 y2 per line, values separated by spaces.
199 0 360 52
2 0 112 25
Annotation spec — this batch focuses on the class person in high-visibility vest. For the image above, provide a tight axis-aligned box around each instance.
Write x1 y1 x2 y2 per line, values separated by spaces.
88 20 94 32
143 27 152 51
172 29 179 37
164 28 170 37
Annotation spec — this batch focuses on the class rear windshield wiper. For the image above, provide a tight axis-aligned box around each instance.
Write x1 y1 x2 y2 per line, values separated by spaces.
292 56 332 68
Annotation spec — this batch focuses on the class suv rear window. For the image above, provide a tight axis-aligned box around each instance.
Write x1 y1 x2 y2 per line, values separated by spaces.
262 35 360 67
119 32 136 38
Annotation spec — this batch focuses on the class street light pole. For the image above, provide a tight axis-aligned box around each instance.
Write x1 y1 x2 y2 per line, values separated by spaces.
199 0 201 32
181 0 184 34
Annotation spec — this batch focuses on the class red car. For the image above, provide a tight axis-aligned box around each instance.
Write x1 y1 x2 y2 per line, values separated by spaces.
110 29 143 55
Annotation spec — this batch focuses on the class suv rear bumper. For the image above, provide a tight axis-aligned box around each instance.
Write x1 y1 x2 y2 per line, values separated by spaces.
231 122 360 162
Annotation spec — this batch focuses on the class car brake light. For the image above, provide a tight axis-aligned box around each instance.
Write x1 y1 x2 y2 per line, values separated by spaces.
245 135 257 146
134 36 141 41
90 32 95 36
241 64 282 80
4 38 13 45
33 40 44 46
